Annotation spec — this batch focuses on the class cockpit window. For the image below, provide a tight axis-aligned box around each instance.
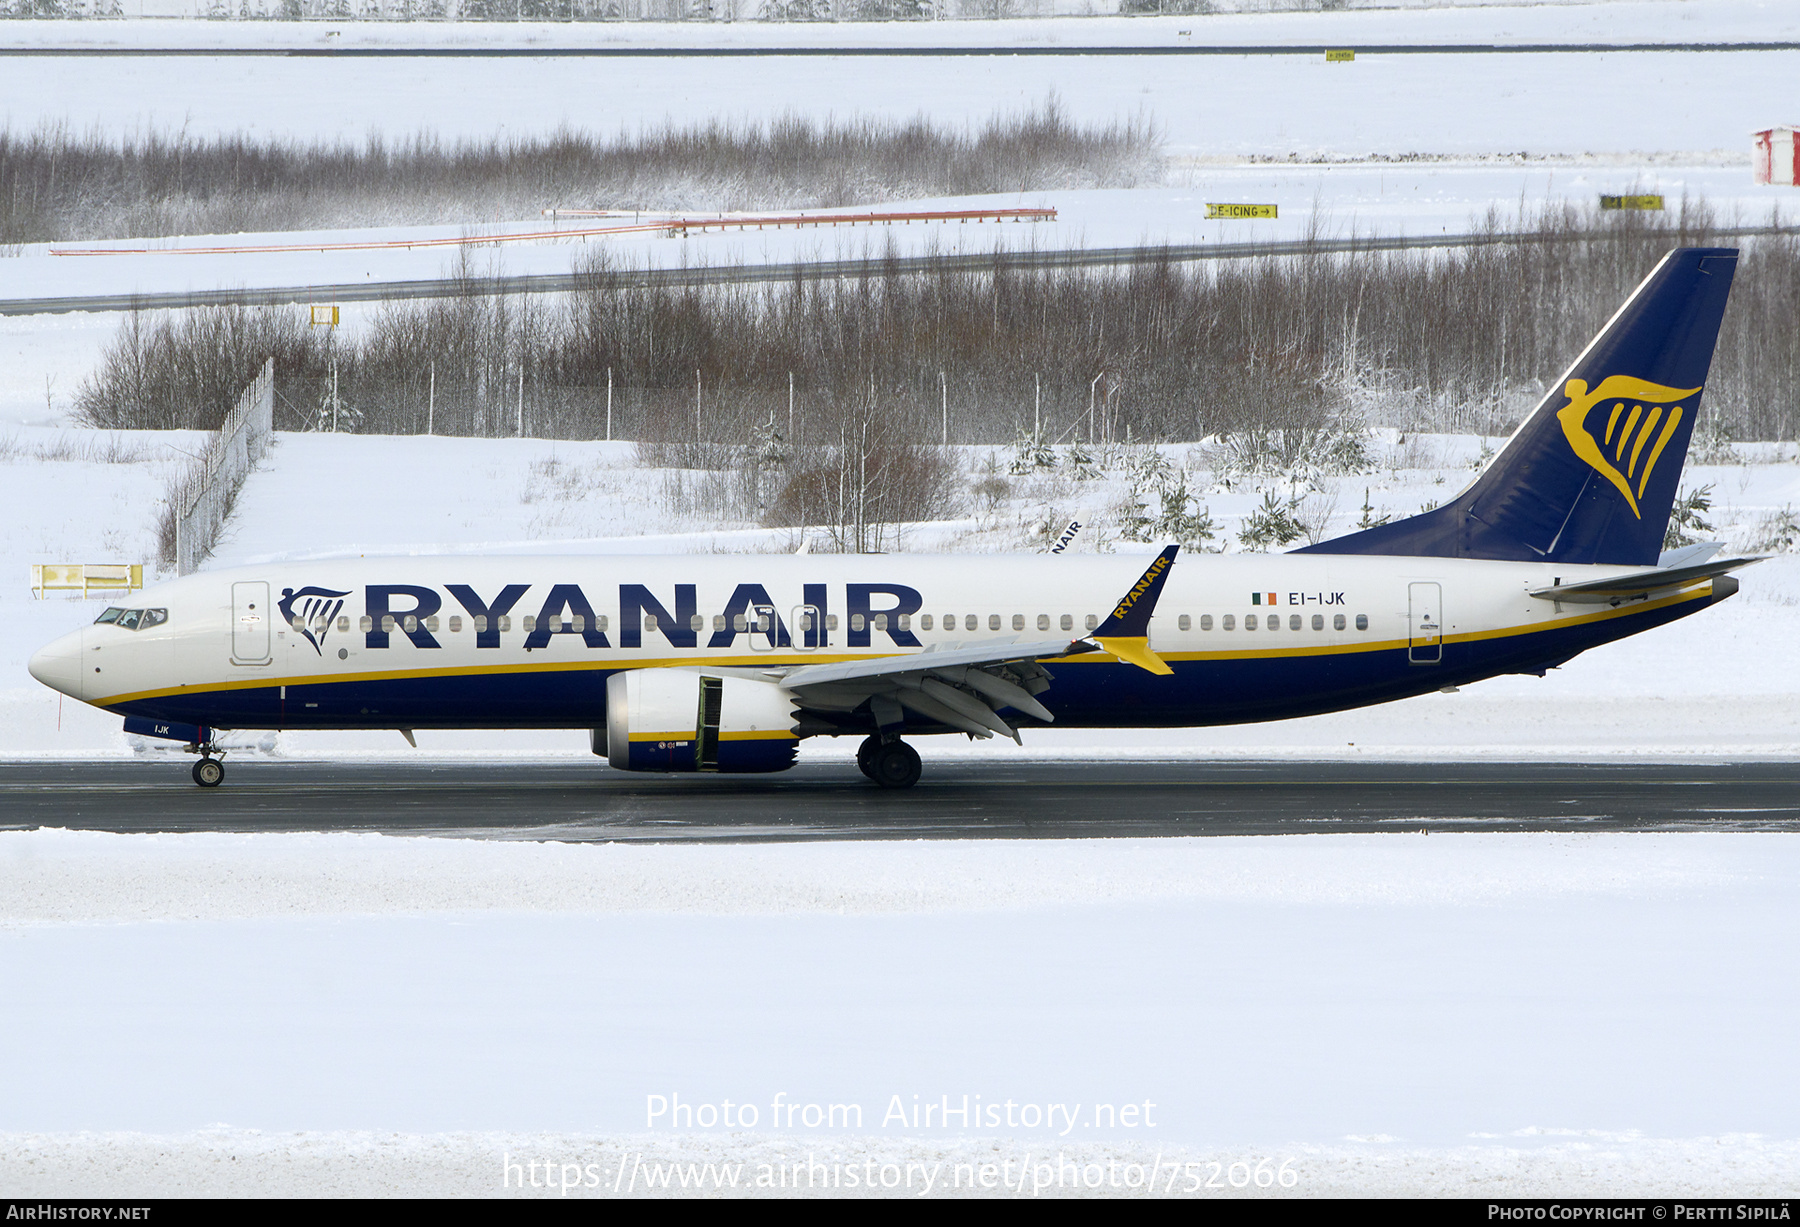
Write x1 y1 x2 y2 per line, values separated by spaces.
95 608 167 631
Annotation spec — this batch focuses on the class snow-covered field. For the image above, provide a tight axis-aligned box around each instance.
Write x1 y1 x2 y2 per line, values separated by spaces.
3 829 1799 1197
5 0 1800 1198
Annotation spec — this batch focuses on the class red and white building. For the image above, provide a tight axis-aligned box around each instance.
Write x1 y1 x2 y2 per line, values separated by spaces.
1753 126 1800 186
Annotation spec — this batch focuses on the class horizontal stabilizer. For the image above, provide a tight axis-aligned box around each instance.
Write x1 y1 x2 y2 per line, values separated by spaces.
1528 556 1760 604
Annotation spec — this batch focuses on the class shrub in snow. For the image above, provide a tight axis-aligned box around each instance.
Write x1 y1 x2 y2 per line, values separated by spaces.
1237 489 1305 552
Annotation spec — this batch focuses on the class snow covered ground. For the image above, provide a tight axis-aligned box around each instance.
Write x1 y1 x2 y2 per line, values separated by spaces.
3 829 1798 1196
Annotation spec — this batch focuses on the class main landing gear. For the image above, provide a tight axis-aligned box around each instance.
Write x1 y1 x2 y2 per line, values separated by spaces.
185 738 225 788
856 734 921 790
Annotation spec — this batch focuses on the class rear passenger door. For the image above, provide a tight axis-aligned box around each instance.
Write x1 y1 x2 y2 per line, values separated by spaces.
1408 581 1442 664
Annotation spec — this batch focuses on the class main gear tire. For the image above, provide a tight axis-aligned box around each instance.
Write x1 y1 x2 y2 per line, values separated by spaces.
855 734 883 780
869 740 921 790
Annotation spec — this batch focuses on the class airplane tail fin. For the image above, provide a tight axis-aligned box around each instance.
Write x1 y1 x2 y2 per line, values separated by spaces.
1297 247 1739 566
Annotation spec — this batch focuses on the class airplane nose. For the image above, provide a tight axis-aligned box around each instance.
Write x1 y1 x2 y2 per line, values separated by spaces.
28 629 83 700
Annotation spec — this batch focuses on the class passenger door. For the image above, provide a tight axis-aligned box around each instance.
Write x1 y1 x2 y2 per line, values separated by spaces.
231 581 272 665
1408 582 1442 665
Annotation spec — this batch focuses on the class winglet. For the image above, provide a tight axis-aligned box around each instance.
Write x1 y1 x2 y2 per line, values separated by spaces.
1086 544 1180 675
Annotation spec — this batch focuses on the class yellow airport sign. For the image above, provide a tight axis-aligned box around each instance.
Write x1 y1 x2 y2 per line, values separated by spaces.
1326 48 1356 62
1600 194 1664 211
1206 203 1279 220
309 304 340 326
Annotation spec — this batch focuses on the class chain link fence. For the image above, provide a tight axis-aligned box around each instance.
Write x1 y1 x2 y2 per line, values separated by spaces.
172 358 274 576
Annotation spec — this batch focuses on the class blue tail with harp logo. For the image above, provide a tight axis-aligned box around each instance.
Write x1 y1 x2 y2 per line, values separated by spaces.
1297 247 1739 566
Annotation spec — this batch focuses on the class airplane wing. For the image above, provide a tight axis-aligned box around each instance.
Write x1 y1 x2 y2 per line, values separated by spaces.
778 545 1181 742
1527 555 1761 604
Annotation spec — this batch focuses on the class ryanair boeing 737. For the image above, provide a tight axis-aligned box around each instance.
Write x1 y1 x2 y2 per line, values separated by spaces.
28 248 1753 789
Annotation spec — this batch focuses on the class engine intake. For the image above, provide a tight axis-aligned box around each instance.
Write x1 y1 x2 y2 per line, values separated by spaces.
605 668 799 774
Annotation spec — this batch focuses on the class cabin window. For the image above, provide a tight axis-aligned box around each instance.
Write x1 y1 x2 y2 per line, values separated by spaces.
291 617 305 632
921 614 934 631
799 613 813 631
1011 614 1024 631
851 614 866 631
1060 614 1073 632
734 614 747 632
1311 614 1323 631
1222 615 1235 630
382 615 396 633
338 616 350 633
1200 614 1213 631
642 614 656 632
403 615 418 633
1177 614 1191 631
982 614 995 631
498 616 511 632
827 615 839 631
690 614 704 632
572 616 586 632
966 615 979 632
1037 614 1050 631
898 613 911 631
596 615 608 632
1245 614 1258 630
473 615 487 633
1333 614 1346 631
1289 614 1301 631
1085 614 1099 631
422 616 436 632
449 616 462 633
873 613 888 631
360 616 373 633
523 615 537 632
713 614 726 632
1355 614 1369 631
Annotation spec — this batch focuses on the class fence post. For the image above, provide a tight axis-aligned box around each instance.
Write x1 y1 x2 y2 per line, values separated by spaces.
940 370 947 446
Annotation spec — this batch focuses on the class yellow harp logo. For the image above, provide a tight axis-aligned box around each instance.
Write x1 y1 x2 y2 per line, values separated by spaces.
1556 375 1701 519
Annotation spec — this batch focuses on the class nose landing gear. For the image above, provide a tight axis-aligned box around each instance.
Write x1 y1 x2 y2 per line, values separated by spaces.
856 734 921 790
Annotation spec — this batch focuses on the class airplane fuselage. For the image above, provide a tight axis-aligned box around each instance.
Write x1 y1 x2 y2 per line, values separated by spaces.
30 551 1731 736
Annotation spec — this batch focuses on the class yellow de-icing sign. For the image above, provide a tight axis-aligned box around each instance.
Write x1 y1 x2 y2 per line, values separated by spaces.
1600 195 1664 211
1205 203 1279 220
1325 48 1356 61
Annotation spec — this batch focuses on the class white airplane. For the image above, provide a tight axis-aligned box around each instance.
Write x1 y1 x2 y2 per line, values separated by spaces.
29 248 1754 789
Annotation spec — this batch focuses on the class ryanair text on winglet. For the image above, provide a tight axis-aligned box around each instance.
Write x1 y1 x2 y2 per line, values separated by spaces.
1111 555 1171 620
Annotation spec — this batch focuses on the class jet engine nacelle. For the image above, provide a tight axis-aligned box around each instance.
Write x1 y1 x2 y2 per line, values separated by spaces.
605 668 799 774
